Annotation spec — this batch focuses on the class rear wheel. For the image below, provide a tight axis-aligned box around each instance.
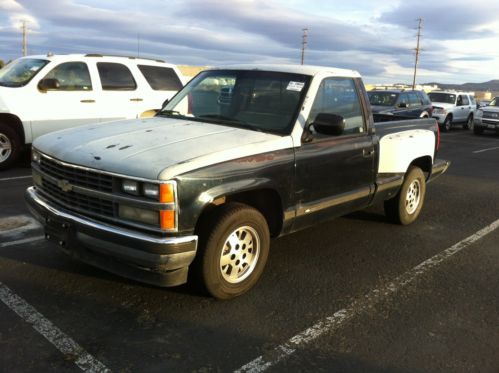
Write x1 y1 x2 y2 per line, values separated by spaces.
196 203 270 299
441 115 452 132
463 114 473 130
0 123 21 170
384 166 426 225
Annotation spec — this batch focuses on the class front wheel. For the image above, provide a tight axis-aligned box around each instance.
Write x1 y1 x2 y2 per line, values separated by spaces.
463 114 473 130
196 203 270 299
0 124 21 170
384 166 426 225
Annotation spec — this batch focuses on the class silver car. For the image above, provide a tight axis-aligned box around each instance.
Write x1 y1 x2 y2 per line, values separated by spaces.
428 91 476 132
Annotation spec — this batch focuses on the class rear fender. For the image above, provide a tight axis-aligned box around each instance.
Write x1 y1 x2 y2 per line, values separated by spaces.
378 129 435 174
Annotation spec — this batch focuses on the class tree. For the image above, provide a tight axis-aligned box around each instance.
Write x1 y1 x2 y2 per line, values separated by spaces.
0 59 4 69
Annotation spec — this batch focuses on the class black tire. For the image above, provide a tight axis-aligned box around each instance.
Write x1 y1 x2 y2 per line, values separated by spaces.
463 114 473 130
196 203 270 299
473 126 483 135
441 115 452 132
0 123 21 170
384 166 426 225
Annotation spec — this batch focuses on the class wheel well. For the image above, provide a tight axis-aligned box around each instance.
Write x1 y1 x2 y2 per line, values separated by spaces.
410 156 432 179
446 113 453 120
195 189 283 238
0 114 25 144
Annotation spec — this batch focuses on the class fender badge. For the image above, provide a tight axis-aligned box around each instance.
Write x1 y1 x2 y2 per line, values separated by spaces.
57 179 73 192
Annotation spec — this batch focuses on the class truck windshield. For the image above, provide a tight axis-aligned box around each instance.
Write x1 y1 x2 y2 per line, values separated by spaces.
368 92 399 106
158 69 311 135
428 92 456 104
0 58 49 87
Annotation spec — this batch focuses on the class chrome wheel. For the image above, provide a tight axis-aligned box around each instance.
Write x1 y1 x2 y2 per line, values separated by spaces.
0 132 12 163
220 225 260 284
405 179 421 215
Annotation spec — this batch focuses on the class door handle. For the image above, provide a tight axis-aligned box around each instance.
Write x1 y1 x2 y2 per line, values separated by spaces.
80 99 95 103
363 148 375 158
130 98 143 102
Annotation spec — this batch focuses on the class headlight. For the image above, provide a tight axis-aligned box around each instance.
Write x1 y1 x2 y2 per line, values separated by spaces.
119 179 177 231
143 183 159 199
476 109 483 118
122 180 139 195
433 108 446 115
31 149 41 164
119 205 159 225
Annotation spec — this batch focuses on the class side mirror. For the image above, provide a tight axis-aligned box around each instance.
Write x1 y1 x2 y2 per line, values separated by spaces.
311 113 345 136
38 78 60 91
398 102 407 108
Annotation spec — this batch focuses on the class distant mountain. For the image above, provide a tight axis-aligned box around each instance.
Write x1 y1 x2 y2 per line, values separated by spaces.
423 80 499 92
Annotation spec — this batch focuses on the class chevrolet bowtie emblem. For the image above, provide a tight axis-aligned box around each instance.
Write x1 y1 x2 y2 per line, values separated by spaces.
57 179 73 192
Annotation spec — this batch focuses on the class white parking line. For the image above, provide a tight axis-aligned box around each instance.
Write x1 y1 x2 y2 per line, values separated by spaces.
0 175 32 182
0 215 41 237
235 218 499 373
473 146 499 154
0 236 45 248
0 282 110 372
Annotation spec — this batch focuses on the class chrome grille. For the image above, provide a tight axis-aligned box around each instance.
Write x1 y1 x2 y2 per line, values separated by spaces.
39 178 114 218
482 112 499 119
40 156 113 192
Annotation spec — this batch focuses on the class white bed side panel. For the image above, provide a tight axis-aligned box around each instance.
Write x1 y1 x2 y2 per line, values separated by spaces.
378 129 435 174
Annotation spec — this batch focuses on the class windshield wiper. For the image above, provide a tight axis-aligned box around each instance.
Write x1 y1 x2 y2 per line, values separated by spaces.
196 114 263 132
157 110 184 117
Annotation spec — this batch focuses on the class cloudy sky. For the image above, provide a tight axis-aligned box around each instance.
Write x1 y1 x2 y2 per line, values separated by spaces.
1 0 498 84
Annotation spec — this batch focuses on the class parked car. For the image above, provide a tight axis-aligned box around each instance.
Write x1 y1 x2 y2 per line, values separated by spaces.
428 91 476 131
367 89 433 118
473 96 499 135
26 65 449 299
0 53 185 169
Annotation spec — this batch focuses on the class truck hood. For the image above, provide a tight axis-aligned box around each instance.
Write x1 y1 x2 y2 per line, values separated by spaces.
431 102 455 110
482 106 499 113
33 117 293 180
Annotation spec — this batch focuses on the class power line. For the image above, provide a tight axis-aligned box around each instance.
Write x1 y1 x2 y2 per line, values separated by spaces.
412 18 423 90
301 28 308 65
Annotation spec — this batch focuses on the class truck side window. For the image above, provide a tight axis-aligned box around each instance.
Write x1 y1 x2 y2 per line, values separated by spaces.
307 77 365 135
43 62 92 91
138 65 183 91
97 62 137 91
461 95 469 105
408 92 420 107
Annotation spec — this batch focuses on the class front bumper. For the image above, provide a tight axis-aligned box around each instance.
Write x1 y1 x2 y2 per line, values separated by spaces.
25 187 198 287
474 117 499 131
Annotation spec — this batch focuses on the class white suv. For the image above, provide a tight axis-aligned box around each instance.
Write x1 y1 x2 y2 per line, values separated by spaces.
428 91 476 132
0 54 185 169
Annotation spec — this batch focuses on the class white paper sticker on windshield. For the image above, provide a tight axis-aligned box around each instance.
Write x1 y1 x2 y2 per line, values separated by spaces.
287 81 305 92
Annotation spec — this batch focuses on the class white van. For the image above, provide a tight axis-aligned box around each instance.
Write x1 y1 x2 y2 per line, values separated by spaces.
0 54 185 169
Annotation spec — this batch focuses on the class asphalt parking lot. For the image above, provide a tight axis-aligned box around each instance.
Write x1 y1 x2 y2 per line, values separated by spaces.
1 129 498 372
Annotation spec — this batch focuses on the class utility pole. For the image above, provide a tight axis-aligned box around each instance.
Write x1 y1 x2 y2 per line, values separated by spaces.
21 20 28 56
412 18 423 90
301 28 308 65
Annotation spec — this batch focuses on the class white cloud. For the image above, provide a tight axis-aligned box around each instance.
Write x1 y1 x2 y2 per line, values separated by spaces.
0 0 497 84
